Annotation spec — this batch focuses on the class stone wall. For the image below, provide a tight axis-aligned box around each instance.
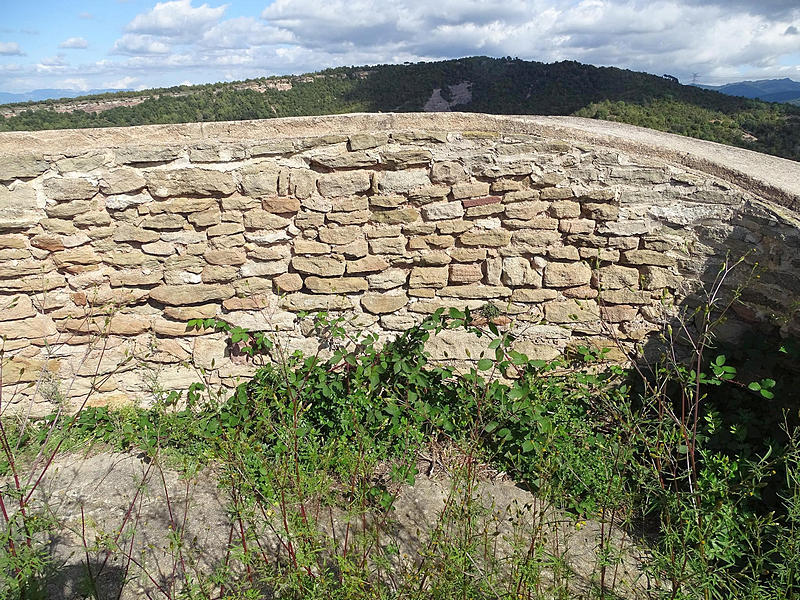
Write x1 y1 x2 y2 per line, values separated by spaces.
1 113 799 414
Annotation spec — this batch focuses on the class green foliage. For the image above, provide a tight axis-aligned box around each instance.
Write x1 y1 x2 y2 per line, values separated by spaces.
4 302 800 598
2 56 798 161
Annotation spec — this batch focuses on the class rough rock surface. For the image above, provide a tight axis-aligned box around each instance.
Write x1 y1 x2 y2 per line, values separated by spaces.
0 114 799 413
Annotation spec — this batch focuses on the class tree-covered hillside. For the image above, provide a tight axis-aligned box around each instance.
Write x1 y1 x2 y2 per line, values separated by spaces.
2 57 798 161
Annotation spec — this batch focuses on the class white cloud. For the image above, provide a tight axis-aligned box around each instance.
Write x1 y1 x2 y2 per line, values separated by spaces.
59 37 88 49
126 0 227 39
79 12 93 19
59 78 89 91
112 34 172 55
105 76 138 89
0 41 23 56
200 16 294 49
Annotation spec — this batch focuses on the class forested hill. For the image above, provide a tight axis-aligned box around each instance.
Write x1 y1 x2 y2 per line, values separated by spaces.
2 57 799 161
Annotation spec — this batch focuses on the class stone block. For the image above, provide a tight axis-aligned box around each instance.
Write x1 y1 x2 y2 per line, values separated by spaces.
452 181 490 199
544 299 600 323
409 266 449 288
149 284 233 306
543 262 592 288
459 230 511 247
292 255 346 276
146 169 236 198
422 201 465 221
449 263 483 284
361 292 409 314
318 171 372 197
303 276 368 294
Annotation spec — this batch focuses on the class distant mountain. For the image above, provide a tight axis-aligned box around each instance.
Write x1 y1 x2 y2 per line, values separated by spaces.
0 88 129 104
1 57 798 161
696 78 800 104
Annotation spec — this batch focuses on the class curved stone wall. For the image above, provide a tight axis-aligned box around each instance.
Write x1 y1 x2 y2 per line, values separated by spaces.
1 113 799 413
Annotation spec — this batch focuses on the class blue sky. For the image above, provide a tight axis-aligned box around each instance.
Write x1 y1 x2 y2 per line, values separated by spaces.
1 0 798 93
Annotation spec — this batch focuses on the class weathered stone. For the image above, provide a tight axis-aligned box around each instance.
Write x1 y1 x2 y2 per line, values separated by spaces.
600 305 640 322
347 256 389 274
318 171 371 197
414 250 451 265
105 191 152 211
0 153 48 180
502 257 542 287
205 248 247 266
503 189 541 203
422 201 464 221
207 222 244 237
0 185 42 230
559 219 596 234
369 195 405 208
243 210 290 230
543 262 592 287
328 209 371 225
450 248 487 262
438 285 512 299
562 286 598 299
539 187 574 200
188 208 221 227
371 207 420 224
466 203 504 217
621 250 677 267
549 200 581 219
312 151 378 169
511 288 558 303
290 170 317 199
640 266 679 290
239 163 279 196
505 201 548 220
376 169 430 194
202 265 239 283
365 224 402 238
239 260 288 277
146 169 236 198
381 149 432 169
142 214 186 230
318 226 362 245
460 230 511 247
304 276 368 293
431 161 467 185
110 269 163 287
349 133 388 151
367 269 407 290
43 177 97 201
449 263 483 284
274 273 303 292
509 230 561 252
149 284 234 306
292 255 346 276
115 146 181 164
409 185 450 201
409 266 449 288
361 292 408 314
368 237 406 254
189 144 246 163
281 293 354 311
0 294 37 321
544 299 600 323
0 234 27 249
594 265 639 290
100 168 147 195
583 203 619 221
294 238 330 254
452 181 490 199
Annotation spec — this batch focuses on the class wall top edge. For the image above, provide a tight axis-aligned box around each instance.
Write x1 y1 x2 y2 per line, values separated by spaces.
1 112 798 208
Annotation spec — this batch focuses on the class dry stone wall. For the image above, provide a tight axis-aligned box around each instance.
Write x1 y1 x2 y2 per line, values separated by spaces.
1 114 799 414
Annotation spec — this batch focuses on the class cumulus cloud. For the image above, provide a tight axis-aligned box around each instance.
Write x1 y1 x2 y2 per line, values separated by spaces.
0 42 23 56
59 37 88 49
126 0 227 39
4 0 800 93
112 34 171 55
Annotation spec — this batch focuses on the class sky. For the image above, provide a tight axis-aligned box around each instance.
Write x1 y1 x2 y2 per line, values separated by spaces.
0 0 799 93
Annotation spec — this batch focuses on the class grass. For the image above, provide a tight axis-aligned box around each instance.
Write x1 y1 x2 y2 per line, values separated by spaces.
2 291 800 598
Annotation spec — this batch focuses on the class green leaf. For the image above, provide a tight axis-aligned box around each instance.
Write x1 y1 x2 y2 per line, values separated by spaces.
477 358 493 371
522 439 535 453
748 382 761 391
715 355 726 366
484 421 499 433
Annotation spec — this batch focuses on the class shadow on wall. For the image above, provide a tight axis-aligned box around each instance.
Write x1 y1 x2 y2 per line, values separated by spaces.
636 197 800 444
